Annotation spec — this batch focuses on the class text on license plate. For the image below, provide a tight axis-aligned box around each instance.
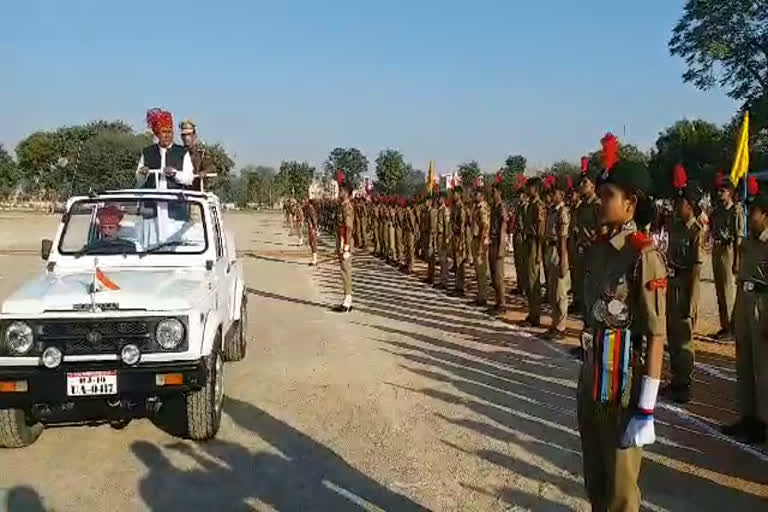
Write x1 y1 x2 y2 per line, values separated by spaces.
67 371 118 396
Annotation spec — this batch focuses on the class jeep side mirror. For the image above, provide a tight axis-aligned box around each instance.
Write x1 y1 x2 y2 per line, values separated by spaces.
41 239 53 260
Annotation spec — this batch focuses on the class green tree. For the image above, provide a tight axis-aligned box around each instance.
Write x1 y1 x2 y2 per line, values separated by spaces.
276 160 315 200
504 155 527 174
200 143 236 192
323 147 368 190
587 142 649 172
669 0 768 103
374 149 408 195
457 160 482 187
240 165 276 207
0 144 21 197
394 164 426 197
648 119 726 196
548 160 581 177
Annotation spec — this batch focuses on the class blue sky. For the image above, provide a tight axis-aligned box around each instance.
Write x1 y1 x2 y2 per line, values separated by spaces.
0 0 736 174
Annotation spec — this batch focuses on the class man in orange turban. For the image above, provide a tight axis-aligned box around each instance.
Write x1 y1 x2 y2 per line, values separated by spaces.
136 108 194 190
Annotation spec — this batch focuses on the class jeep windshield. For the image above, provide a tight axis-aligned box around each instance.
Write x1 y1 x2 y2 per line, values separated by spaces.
59 198 208 256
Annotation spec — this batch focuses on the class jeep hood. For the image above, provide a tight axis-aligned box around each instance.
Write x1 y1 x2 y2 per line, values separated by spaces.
1 269 211 314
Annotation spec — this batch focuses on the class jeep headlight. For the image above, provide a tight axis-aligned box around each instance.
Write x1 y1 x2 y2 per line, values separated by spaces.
5 322 34 355
156 318 185 350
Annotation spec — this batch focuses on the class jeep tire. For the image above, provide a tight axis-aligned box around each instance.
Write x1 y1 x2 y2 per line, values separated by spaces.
186 341 223 440
0 409 43 448
223 295 248 362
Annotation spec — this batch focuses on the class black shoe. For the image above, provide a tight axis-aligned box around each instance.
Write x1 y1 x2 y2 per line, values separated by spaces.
721 418 751 437
449 289 466 297
473 299 488 307
542 329 566 341
661 384 691 404
487 305 508 316
331 305 353 313
518 318 541 328
434 283 446 289
569 346 584 359
716 330 735 341
722 418 767 444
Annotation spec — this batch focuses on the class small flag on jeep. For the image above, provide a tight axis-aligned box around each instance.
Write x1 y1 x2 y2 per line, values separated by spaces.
95 268 120 291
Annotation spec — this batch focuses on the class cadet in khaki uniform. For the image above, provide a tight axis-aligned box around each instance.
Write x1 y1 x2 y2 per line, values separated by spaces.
722 185 768 445
425 195 439 283
520 178 545 327
572 169 602 314
333 179 355 313
489 178 508 313
305 199 319 266
512 181 529 296
710 173 745 339
387 200 397 264
543 176 571 339
472 184 491 306
436 193 451 288
664 167 704 404
451 184 468 296
578 154 667 512
404 199 417 274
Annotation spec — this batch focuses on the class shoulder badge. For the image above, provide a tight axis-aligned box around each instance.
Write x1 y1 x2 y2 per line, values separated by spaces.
627 232 652 250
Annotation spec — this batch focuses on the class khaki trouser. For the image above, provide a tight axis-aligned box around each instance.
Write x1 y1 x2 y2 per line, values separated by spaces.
577 365 643 512
572 243 586 307
734 287 768 422
454 236 466 292
712 243 736 331
395 226 403 262
465 225 473 265
340 253 352 295
473 239 489 303
513 233 528 294
489 243 505 307
523 237 542 321
309 227 318 254
439 240 450 286
406 233 416 272
666 269 699 388
388 225 396 261
543 243 569 331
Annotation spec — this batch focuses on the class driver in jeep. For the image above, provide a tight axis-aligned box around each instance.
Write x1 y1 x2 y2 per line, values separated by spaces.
89 205 136 253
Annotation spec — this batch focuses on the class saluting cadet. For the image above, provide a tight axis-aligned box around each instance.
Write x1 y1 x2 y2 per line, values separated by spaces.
710 171 745 339
663 165 705 404
578 134 667 511
722 176 768 445
520 177 545 327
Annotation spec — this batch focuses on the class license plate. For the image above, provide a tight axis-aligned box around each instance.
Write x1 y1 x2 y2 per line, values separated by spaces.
67 371 118 397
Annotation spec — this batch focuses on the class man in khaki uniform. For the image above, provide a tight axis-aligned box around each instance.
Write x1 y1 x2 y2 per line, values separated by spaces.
710 176 745 339
436 193 451 288
489 181 508 313
722 191 768 445
512 187 529 296
425 196 439 283
450 184 468 297
578 157 667 512
542 177 570 339
664 176 705 404
387 200 397 264
305 199 319 266
179 119 214 191
404 200 417 273
520 178 545 327
333 181 355 313
472 185 491 306
572 169 602 314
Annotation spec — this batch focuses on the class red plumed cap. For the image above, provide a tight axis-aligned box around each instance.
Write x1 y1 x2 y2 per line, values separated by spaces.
494 171 502 185
567 176 574 190
601 133 619 172
337 169 344 185
748 175 759 196
580 156 589 173
714 170 724 188
673 164 688 190
146 108 173 134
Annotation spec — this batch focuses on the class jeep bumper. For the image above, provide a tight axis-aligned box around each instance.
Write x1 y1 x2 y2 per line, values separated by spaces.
0 360 206 410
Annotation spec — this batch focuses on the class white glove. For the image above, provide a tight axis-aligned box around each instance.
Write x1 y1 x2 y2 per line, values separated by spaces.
343 251 351 260
620 376 660 448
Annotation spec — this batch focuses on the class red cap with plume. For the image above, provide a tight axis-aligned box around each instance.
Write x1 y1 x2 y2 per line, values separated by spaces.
580 157 589 173
450 177 456 189
715 170 724 188
337 169 344 185
566 176 574 190
400 198 407 207
673 164 688 191
97 205 124 226
601 133 619 172
748 175 759 196
513 174 527 190
543 174 556 190
494 171 502 186
146 108 173 134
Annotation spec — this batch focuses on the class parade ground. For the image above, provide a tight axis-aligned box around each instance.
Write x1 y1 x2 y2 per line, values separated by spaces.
0 210 766 512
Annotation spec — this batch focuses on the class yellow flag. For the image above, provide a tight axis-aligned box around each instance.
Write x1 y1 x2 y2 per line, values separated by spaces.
730 111 750 187
427 160 435 187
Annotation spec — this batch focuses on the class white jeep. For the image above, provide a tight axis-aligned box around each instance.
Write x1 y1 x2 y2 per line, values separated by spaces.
0 187 247 447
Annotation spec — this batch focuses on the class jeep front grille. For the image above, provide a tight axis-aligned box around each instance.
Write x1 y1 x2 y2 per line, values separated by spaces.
37 320 152 355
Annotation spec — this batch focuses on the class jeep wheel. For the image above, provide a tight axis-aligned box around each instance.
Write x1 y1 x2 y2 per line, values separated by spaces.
0 409 43 448
223 296 248 362
186 342 224 440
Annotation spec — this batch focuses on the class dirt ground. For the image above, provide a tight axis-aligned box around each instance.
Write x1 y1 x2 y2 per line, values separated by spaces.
0 210 765 512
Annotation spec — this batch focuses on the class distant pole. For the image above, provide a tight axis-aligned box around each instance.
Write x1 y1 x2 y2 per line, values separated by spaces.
744 172 749 238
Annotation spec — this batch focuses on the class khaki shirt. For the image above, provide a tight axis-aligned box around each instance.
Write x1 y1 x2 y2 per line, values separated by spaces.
452 201 467 245
473 199 490 243
523 197 545 239
338 198 355 251
490 201 507 246
737 227 768 284
711 202 745 243
573 194 601 248
437 204 451 243
583 223 668 337
545 202 570 242
305 203 318 229
668 216 705 270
